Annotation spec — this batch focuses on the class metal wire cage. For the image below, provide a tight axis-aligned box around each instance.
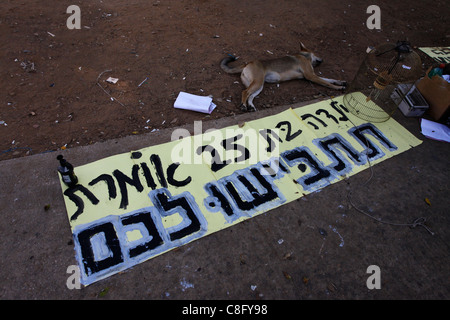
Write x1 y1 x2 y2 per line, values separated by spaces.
343 41 422 122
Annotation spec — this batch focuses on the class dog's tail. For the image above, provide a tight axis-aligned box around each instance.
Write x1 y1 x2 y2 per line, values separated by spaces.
220 56 245 74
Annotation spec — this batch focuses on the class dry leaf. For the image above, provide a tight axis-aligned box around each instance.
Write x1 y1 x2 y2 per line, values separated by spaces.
283 271 292 280
425 198 431 206
283 252 293 260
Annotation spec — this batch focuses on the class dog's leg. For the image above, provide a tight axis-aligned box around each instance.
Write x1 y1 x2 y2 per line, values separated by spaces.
304 73 346 90
239 63 265 112
241 81 263 112
247 84 264 112
301 65 346 90
318 77 347 87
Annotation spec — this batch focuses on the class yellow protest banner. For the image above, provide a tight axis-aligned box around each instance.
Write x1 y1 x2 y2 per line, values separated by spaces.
419 47 450 63
59 96 422 285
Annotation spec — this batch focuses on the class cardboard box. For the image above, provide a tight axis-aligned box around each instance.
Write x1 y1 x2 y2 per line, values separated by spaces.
416 67 450 121
396 84 429 117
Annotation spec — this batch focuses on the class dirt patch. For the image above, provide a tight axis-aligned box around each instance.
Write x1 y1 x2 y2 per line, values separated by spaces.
1 0 448 160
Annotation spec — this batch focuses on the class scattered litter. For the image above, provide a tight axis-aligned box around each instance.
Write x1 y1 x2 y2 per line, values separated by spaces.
213 35 220 38
138 77 149 87
0 120 7 126
259 33 263 37
266 50 274 55
269 24 276 28
250 285 257 291
420 118 450 143
180 278 194 292
47 31 55 37
106 77 119 84
20 60 36 73
283 252 293 260
174 91 217 114
329 225 344 247
277 239 284 245
96 70 126 107
151 128 159 133
318 228 328 237
98 287 109 298
327 282 337 292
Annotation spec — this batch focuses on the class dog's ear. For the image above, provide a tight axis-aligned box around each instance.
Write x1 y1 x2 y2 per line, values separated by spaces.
300 42 307 51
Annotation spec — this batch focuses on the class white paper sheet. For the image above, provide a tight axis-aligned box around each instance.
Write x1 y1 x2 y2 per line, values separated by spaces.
174 92 217 114
421 118 450 143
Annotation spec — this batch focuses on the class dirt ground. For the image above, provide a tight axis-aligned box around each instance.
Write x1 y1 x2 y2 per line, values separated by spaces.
1 0 449 161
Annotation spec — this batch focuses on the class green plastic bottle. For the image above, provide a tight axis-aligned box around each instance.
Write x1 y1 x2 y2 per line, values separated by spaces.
428 63 445 78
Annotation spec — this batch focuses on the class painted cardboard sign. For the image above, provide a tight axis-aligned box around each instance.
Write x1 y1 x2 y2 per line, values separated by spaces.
59 96 422 286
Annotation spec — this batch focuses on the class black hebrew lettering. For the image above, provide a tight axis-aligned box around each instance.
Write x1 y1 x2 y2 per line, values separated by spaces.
89 174 117 200
259 129 282 152
131 151 142 159
225 168 279 211
140 162 157 190
275 121 302 141
70 154 194 219
120 210 164 258
151 189 202 241
316 134 362 172
203 163 286 222
76 222 124 276
316 109 339 124
197 134 252 172
196 144 231 172
282 147 331 186
167 162 192 187
348 123 397 160
330 101 350 121
221 134 251 163
301 114 327 130
261 158 290 178
113 164 144 210
150 154 168 188
64 185 100 221
204 183 234 217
